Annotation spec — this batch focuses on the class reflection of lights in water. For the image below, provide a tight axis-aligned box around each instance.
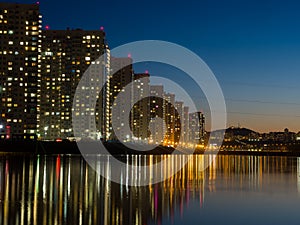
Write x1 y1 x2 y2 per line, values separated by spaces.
34 156 40 225
67 160 71 197
0 155 298 224
298 158 300 194
21 160 26 225
43 157 47 200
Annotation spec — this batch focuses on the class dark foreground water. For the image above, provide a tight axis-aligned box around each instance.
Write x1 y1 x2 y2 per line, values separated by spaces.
0 154 300 225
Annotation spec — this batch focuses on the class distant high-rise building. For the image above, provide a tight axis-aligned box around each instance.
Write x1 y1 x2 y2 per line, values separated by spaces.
149 85 165 145
109 57 133 141
175 101 184 145
183 106 189 146
164 93 177 147
0 3 42 139
131 73 150 142
189 111 205 145
40 28 106 140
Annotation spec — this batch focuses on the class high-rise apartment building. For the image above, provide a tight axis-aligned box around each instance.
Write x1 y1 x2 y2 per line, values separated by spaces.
182 106 189 146
149 85 165 145
109 57 133 141
40 28 107 140
0 3 42 139
163 93 177 147
131 72 150 142
175 101 184 146
189 111 205 146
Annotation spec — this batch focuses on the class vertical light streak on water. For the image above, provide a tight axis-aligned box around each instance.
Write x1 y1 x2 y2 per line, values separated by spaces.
48 157 54 225
144 155 147 183
85 162 89 225
63 157 69 224
20 159 26 225
297 158 300 195
138 155 141 186
42 157 47 225
126 155 129 193
149 155 153 187
78 159 83 225
67 159 71 197
43 157 47 200
248 156 251 190
59 157 64 225
33 156 40 225
120 169 123 189
3 160 9 225
104 155 110 225
161 155 164 182
28 159 34 224
93 157 100 224
135 155 138 186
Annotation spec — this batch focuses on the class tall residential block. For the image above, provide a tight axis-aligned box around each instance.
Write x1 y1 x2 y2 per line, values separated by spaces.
149 85 165 145
109 57 133 141
131 72 150 142
0 3 42 139
40 28 106 140
189 111 205 146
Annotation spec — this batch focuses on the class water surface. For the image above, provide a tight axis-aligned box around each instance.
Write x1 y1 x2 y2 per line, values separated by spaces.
0 154 299 225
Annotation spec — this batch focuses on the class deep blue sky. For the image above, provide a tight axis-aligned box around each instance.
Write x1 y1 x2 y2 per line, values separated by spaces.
10 0 300 132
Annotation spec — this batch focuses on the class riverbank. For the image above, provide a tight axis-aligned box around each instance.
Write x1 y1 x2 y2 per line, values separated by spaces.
1 140 300 156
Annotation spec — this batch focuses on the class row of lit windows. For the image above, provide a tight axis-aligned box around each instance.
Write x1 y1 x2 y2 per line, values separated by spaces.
83 35 102 40
5 119 22 123
5 103 18 107
0 30 13 34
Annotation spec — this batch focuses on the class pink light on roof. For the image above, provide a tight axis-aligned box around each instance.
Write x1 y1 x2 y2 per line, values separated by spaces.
127 53 131 58
100 26 104 31
36 1 40 5
145 70 149 74
45 25 50 30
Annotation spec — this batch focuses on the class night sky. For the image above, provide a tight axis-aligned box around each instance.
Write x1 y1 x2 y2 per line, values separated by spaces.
8 0 300 132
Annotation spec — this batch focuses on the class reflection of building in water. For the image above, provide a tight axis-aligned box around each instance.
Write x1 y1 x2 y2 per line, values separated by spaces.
0 155 298 225
0 155 206 225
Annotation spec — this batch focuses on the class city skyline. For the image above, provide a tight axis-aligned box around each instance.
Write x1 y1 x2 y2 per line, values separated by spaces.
18 0 300 133
1 1 300 132
0 2 206 148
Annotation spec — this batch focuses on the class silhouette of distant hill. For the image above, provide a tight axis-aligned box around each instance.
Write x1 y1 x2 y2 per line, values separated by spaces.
225 126 258 136
210 126 259 136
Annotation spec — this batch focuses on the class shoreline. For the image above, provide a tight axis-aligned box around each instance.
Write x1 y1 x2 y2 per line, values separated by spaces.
0 140 300 157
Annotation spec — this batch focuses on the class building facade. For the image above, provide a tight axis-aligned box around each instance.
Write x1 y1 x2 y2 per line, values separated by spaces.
189 111 205 146
131 73 150 142
0 3 42 139
109 57 133 141
39 29 106 140
149 85 165 145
